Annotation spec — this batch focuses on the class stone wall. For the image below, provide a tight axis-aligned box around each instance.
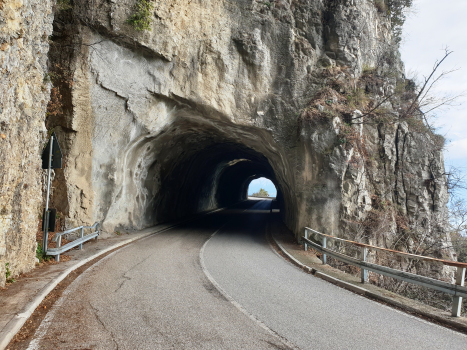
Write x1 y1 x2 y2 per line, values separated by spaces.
0 0 54 286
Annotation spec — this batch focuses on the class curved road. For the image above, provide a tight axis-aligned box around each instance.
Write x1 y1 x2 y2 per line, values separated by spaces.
204 200 467 349
21 200 467 349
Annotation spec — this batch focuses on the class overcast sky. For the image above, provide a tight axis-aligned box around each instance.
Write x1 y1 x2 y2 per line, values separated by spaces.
400 0 467 200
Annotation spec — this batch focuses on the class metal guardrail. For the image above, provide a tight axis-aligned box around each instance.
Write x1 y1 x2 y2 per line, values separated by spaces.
304 227 467 317
46 223 100 262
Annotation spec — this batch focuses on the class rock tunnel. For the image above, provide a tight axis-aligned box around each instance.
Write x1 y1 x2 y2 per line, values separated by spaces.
43 0 436 243
1 0 454 286
97 112 292 233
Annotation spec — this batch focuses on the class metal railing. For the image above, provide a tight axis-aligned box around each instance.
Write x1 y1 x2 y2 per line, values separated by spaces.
46 223 100 262
303 227 467 317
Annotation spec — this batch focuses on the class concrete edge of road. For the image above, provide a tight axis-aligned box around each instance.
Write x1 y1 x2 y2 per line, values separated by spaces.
0 206 229 350
270 232 467 334
0 235 146 350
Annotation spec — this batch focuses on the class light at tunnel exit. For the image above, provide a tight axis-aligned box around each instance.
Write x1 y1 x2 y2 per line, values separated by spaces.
248 178 277 197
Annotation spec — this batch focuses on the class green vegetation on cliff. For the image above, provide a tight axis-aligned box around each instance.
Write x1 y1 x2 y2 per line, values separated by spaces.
127 0 155 31
374 0 413 43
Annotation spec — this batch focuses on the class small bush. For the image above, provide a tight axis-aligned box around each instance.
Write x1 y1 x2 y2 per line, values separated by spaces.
252 188 269 197
127 0 155 31
451 231 467 263
5 263 15 283
346 88 369 110
56 0 72 11
36 242 51 263
386 0 413 44
362 64 376 76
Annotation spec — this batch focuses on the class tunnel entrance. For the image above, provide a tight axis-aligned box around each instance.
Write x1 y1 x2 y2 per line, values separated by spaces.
100 115 290 232
247 178 277 198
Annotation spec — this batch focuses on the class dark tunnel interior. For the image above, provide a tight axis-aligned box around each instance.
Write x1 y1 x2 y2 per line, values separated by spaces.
152 141 284 223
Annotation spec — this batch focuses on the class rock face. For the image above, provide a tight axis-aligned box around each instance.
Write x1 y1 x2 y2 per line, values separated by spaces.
0 0 54 286
56 0 395 230
1 0 454 284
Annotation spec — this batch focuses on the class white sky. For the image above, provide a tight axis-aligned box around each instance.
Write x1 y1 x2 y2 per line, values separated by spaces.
400 0 467 200
248 177 277 197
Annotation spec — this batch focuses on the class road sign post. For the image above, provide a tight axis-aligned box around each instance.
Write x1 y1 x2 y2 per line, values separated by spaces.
41 133 62 253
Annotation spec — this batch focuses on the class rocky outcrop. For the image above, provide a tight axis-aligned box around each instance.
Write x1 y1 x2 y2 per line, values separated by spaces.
1 0 454 284
52 0 397 230
0 0 54 286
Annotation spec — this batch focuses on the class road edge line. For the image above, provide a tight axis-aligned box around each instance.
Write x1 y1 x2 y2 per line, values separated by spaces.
269 229 467 334
0 234 152 350
25 249 122 350
199 223 301 350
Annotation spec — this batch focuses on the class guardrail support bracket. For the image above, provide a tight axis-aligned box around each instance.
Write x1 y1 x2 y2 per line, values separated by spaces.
322 236 327 265
452 267 466 317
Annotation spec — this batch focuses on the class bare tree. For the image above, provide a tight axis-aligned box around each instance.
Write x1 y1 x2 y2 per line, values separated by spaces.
351 48 464 129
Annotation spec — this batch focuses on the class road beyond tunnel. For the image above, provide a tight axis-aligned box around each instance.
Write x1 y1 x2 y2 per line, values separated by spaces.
19 200 467 350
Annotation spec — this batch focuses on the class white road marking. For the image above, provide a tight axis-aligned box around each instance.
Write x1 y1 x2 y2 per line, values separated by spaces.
199 205 302 350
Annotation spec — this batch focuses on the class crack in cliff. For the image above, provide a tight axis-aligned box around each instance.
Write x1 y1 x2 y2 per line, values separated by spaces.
428 156 438 212
394 124 400 204
401 132 409 216
78 17 172 62
394 123 409 215
377 123 387 180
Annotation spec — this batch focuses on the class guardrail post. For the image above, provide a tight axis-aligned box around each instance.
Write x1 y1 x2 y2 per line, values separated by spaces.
322 236 327 265
452 267 466 317
361 246 368 283
304 229 308 251
56 235 62 262
79 227 84 250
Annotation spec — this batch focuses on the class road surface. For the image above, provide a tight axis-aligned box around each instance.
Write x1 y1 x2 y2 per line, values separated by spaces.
20 200 467 349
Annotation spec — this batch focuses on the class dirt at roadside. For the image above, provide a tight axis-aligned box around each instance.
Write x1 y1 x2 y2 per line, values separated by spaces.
5 246 125 350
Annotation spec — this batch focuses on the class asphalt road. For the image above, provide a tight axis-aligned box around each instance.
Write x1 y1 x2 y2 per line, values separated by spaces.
22 200 467 349
203 200 467 350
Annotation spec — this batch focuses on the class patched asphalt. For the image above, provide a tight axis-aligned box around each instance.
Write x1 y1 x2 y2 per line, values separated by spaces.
22 202 291 350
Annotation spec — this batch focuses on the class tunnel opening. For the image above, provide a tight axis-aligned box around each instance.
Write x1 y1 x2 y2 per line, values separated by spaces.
247 177 277 198
100 115 292 232
155 141 282 222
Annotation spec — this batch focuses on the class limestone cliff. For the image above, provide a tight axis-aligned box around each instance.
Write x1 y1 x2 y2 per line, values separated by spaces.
0 0 53 286
54 0 398 230
0 0 454 286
